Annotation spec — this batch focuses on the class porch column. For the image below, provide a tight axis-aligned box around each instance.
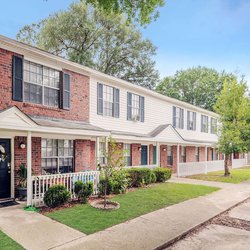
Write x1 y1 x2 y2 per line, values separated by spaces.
27 131 32 206
156 142 160 166
177 144 180 176
205 146 208 174
96 136 100 166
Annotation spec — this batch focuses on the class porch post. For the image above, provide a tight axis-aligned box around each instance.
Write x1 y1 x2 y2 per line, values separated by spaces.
205 146 208 174
96 136 100 166
27 131 32 206
156 142 160 167
177 144 180 177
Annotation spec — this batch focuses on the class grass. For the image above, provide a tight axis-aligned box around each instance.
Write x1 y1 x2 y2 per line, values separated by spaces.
0 230 23 250
46 182 219 234
188 166 250 184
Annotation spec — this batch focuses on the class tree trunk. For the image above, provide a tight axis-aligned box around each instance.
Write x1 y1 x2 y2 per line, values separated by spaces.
224 154 230 176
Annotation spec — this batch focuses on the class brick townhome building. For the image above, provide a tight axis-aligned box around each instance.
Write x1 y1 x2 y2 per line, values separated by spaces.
0 35 246 206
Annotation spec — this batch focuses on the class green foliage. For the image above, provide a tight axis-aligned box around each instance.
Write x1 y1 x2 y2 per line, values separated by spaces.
74 181 84 200
214 79 250 175
150 171 157 183
74 181 94 203
0 230 23 250
18 163 27 188
110 169 130 194
16 2 159 89
44 185 70 208
98 178 113 196
156 66 243 111
153 167 172 182
127 168 154 187
85 0 165 26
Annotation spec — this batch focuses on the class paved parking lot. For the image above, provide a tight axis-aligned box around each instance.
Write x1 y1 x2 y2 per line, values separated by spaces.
168 201 250 250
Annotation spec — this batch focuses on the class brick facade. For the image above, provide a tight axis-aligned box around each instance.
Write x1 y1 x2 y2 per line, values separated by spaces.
160 145 167 167
131 144 141 166
149 144 154 165
0 48 89 122
186 146 196 162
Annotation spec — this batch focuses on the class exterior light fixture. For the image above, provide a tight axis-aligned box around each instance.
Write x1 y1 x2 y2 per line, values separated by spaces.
19 142 26 149
163 148 167 152
138 146 142 151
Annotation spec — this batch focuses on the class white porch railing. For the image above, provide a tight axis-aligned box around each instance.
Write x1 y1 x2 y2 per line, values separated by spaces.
178 160 224 177
124 165 157 169
32 171 100 207
232 158 246 169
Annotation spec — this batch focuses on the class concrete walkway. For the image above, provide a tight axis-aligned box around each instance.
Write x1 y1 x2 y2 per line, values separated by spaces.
0 203 85 250
52 179 250 250
1 178 250 250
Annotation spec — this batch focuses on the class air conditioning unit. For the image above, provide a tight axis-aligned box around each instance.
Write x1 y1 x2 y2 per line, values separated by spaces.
132 115 140 122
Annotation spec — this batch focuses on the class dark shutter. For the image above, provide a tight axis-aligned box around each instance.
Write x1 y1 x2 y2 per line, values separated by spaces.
187 111 190 130
97 83 103 115
173 106 176 127
139 96 145 122
181 108 184 129
12 56 23 102
113 88 120 118
127 92 132 120
193 112 196 130
60 73 70 110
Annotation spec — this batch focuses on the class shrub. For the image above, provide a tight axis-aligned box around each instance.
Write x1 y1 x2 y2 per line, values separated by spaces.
110 169 130 194
153 168 172 182
150 171 157 183
98 178 113 196
127 168 153 187
74 181 84 201
44 185 70 208
80 182 94 203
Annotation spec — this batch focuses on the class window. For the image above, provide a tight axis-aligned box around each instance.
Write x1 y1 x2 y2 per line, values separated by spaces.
167 146 173 165
153 146 157 165
187 111 196 130
24 60 60 107
97 83 119 117
124 144 131 166
127 92 145 122
42 139 74 174
195 147 199 162
173 107 184 129
201 115 209 133
210 118 217 134
181 146 186 163
98 142 106 165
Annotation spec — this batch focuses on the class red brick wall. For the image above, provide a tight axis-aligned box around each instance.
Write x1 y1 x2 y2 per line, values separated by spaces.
207 147 213 161
75 140 96 172
14 136 41 196
172 146 177 173
160 145 167 167
186 146 196 162
131 144 141 166
199 147 206 161
0 48 89 122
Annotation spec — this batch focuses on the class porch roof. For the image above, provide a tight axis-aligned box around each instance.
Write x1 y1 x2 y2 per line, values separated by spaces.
0 106 110 137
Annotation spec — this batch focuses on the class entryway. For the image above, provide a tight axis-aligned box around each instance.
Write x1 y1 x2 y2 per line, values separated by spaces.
0 139 11 200
141 145 148 165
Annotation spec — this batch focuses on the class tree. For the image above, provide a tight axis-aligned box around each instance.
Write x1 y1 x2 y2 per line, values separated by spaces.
214 79 250 176
84 0 165 26
16 2 159 89
156 66 244 111
99 137 126 208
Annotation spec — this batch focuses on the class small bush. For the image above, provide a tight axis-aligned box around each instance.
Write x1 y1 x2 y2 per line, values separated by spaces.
98 178 113 196
44 185 70 208
150 171 157 183
127 168 153 187
80 182 94 203
153 168 172 182
74 181 84 201
110 169 130 194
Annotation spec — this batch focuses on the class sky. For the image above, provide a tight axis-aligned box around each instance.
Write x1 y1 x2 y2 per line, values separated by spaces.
1 0 250 85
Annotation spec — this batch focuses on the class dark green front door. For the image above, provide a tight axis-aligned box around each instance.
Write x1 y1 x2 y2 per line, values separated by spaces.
0 139 11 199
141 145 148 165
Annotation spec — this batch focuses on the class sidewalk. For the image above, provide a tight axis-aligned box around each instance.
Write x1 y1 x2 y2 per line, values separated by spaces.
52 179 250 250
0 203 85 250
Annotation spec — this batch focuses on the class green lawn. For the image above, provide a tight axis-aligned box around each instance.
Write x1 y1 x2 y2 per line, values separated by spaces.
0 231 23 250
188 166 250 184
46 182 219 234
